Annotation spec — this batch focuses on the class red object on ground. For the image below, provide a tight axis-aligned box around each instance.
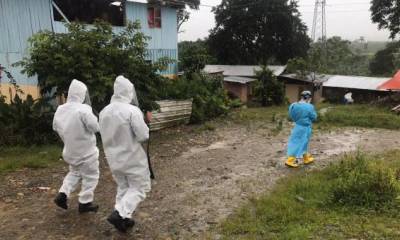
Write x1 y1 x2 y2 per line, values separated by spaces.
379 70 400 90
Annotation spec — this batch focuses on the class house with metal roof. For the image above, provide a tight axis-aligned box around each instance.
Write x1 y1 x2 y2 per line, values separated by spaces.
0 0 180 102
324 75 390 91
322 75 391 103
279 73 392 103
203 65 286 103
278 73 330 103
204 65 287 77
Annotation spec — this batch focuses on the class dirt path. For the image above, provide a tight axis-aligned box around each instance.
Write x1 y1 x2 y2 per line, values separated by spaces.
1 121 399 240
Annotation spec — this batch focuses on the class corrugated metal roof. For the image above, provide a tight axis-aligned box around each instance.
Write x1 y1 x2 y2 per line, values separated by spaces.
129 0 185 7
280 73 331 83
127 0 147 3
323 75 390 91
204 65 286 77
224 76 257 84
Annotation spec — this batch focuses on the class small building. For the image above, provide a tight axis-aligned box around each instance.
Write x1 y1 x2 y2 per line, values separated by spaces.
323 75 390 103
0 0 180 102
278 73 330 103
203 65 286 103
223 76 256 103
278 74 391 103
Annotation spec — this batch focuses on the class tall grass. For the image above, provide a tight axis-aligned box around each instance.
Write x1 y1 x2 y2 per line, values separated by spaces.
319 105 400 129
220 151 400 239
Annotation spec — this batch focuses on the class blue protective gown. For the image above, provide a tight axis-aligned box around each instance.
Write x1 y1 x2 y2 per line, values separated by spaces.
287 102 317 158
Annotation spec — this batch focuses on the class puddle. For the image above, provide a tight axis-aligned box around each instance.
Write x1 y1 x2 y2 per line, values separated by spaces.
182 141 229 158
315 132 360 156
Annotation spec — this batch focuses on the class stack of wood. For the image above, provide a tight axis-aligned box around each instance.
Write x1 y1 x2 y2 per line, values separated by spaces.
149 99 193 131
391 104 400 114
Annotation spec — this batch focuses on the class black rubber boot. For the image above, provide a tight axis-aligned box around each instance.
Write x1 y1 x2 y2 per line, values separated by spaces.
124 218 135 229
107 210 128 233
54 192 68 210
78 202 99 213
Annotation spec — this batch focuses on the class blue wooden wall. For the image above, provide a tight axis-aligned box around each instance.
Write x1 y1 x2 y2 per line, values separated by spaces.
0 0 178 87
125 2 178 75
0 0 53 86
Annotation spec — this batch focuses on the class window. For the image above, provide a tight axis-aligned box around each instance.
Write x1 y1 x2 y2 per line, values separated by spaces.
148 7 161 28
53 0 125 26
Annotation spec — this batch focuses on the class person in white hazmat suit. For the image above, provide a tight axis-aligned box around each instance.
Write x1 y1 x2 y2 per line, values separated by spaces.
53 79 100 213
344 91 354 104
99 76 151 232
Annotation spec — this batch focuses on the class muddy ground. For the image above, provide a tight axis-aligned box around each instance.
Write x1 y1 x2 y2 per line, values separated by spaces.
1 119 399 240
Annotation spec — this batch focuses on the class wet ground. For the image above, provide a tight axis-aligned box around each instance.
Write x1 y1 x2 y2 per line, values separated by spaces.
1 120 399 240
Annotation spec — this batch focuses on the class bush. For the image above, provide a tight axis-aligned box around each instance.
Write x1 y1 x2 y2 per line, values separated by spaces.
17 21 169 111
254 65 284 106
329 153 400 210
0 94 58 146
220 151 400 239
160 73 230 123
178 40 214 73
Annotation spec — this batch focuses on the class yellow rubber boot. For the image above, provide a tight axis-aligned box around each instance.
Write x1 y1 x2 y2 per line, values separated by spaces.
303 154 314 165
285 157 299 168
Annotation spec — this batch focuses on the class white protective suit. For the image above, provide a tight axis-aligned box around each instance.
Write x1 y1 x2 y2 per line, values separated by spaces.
344 92 354 104
99 76 151 219
53 79 100 204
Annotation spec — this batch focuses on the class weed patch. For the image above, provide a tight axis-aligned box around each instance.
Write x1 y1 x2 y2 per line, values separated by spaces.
219 151 400 239
0 145 62 174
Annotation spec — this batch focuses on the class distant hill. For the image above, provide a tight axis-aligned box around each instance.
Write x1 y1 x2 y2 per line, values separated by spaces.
349 41 388 57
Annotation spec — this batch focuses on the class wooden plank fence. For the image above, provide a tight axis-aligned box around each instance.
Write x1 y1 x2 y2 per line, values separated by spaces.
149 99 193 131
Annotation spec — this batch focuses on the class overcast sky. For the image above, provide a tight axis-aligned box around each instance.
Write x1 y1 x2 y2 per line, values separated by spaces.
179 0 392 42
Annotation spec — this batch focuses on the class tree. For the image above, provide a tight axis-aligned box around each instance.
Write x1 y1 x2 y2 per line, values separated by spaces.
288 37 370 77
208 0 310 65
178 40 214 72
254 66 284 106
394 49 400 70
177 9 190 32
287 36 372 102
370 41 400 76
371 0 400 39
175 0 200 32
17 21 169 111
322 37 369 76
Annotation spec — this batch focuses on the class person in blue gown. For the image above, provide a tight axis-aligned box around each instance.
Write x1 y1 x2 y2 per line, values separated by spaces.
286 91 317 168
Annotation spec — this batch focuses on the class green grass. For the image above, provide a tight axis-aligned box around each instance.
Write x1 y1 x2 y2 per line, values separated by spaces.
219 151 400 240
226 104 400 131
319 105 400 130
0 145 62 174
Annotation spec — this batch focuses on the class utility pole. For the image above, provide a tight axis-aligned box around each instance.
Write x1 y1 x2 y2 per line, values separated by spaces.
311 0 327 103
311 0 327 42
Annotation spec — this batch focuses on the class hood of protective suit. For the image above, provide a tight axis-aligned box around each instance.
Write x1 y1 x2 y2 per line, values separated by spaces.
111 76 139 106
67 79 88 104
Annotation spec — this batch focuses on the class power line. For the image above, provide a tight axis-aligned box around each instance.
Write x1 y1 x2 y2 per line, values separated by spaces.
198 1 371 9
